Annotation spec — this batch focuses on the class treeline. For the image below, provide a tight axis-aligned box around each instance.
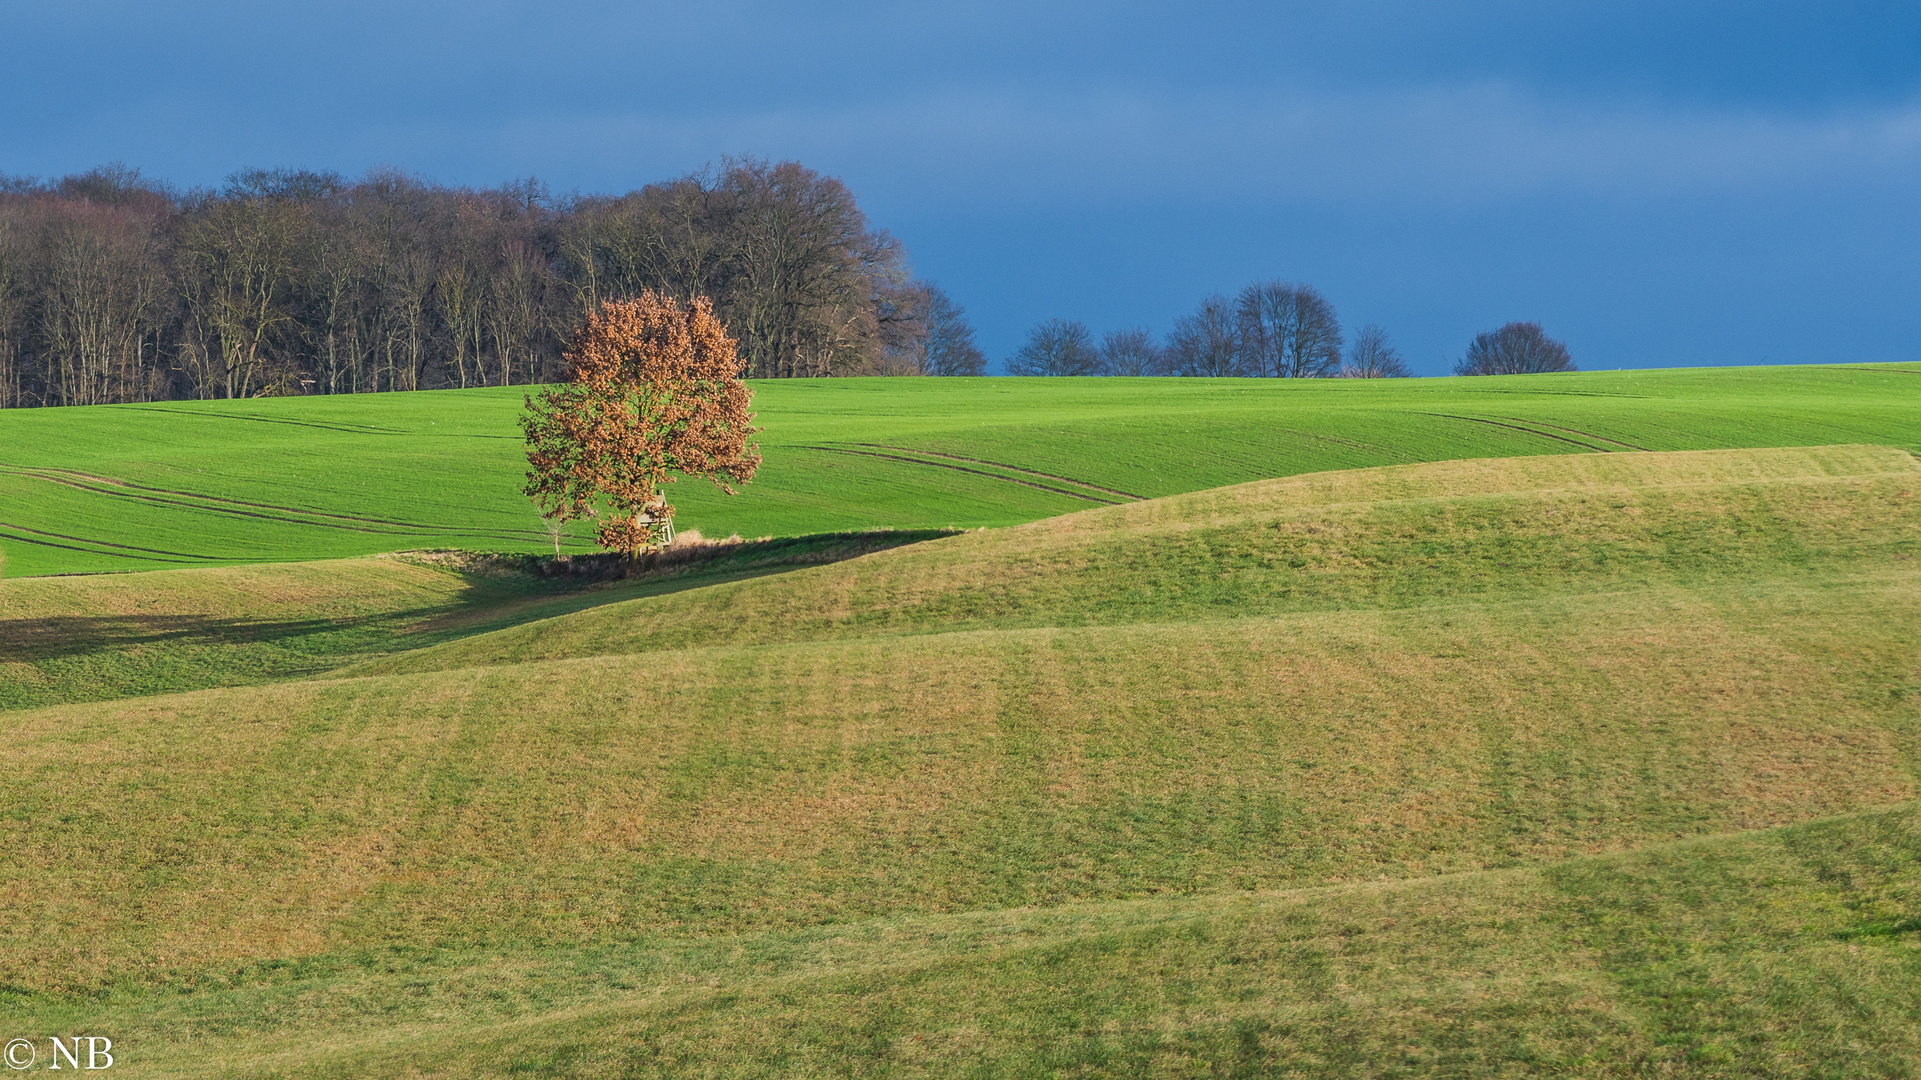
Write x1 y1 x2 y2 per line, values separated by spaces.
0 159 986 409
1009 281 1574 378
1007 281 1409 379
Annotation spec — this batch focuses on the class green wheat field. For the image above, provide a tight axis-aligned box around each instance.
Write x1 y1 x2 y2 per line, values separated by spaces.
1 365 1918 1077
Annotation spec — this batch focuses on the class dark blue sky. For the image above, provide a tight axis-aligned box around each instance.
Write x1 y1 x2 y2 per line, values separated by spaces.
5 1 1918 373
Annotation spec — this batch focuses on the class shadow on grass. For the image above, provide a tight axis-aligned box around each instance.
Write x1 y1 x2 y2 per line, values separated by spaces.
395 528 964 634
0 613 360 662
0 528 964 710
408 528 964 584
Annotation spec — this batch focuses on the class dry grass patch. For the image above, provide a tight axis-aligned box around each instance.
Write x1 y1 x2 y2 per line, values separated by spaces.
3 570 1913 994
353 446 1920 676
15 805 1914 1079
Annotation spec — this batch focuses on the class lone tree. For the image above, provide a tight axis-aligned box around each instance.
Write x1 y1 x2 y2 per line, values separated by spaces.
521 292 760 556
1236 281 1343 378
1165 295 1244 377
1455 321 1575 375
1098 327 1162 376
922 285 987 376
1008 318 1101 376
1342 324 1411 377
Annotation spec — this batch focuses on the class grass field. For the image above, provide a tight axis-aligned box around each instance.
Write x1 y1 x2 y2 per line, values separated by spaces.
1 364 1916 577
0 530 951 711
12 808 1917 1078
2 433 1917 1076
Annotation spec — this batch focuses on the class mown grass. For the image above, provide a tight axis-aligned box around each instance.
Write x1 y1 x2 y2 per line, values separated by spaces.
8 572 1913 991
355 444 1920 675
1 445 1917 1075
7 807 1916 1077
1 363 1915 577
0 529 949 710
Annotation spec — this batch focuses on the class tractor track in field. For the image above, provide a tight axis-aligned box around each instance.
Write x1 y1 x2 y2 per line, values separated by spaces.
854 445 1147 500
121 405 523 439
6 468 435 534
0 522 213 562
1483 418 1650 451
3 463 459 530
0 465 548 545
1425 413 1632 452
119 405 417 436
1272 427 1398 457
800 446 1124 505
1456 387 1649 399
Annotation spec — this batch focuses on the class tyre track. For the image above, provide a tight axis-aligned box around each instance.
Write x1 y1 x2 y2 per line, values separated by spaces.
122 405 522 439
119 405 416 436
7 469 431 534
0 524 205 563
1 467 549 544
854 444 1146 499
1483 418 1650 451
3 463 457 530
800 446 1122 504
1424 413 1619 451
1272 428 1397 456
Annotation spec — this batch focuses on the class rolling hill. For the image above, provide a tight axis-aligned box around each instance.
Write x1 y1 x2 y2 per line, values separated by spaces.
2 439 1916 1076
1 363 1916 577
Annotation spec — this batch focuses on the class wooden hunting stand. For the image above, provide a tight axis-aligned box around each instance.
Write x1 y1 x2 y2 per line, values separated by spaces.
636 499 674 547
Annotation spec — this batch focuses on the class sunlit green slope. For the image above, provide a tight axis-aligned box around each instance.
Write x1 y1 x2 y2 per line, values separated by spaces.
1 363 1915 576
4 448 1913 986
1 445 1915 1076
355 444 1920 675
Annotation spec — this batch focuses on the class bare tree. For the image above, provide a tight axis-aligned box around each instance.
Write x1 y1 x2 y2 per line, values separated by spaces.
721 160 902 378
1098 327 1161 376
1165 295 1243 377
578 173 732 308
877 282 988 376
297 202 372 394
1455 321 1575 375
489 233 551 386
923 284 984 376
1341 323 1411 377
38 200 166 405
1237 280 1342 378
179 189 302 398
1009 318 1099 376
867 277 930 376
0 209 35 406
0 158 934 409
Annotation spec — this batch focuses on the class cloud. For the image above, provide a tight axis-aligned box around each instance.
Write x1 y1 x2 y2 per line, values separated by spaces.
490 82 1921 210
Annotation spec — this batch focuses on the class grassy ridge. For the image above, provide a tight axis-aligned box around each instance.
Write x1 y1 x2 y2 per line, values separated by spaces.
355 444 1920 675
4 450 1914 984
0 530 949 711
2 445 1917 1075
9 575 1912 994
2 364 1916 577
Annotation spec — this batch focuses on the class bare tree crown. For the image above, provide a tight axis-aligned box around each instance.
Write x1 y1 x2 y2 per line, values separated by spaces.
1099 327 1162 376
1455 322 1575 376
1236 281 1343 378
0 158 983 409
1009 318 1101 376
1342 324 1411 378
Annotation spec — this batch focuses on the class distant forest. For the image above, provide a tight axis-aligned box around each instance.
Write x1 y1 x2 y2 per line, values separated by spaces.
0 159 988 409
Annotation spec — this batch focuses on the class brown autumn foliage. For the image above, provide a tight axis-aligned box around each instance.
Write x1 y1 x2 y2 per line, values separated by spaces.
521 293 760 556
